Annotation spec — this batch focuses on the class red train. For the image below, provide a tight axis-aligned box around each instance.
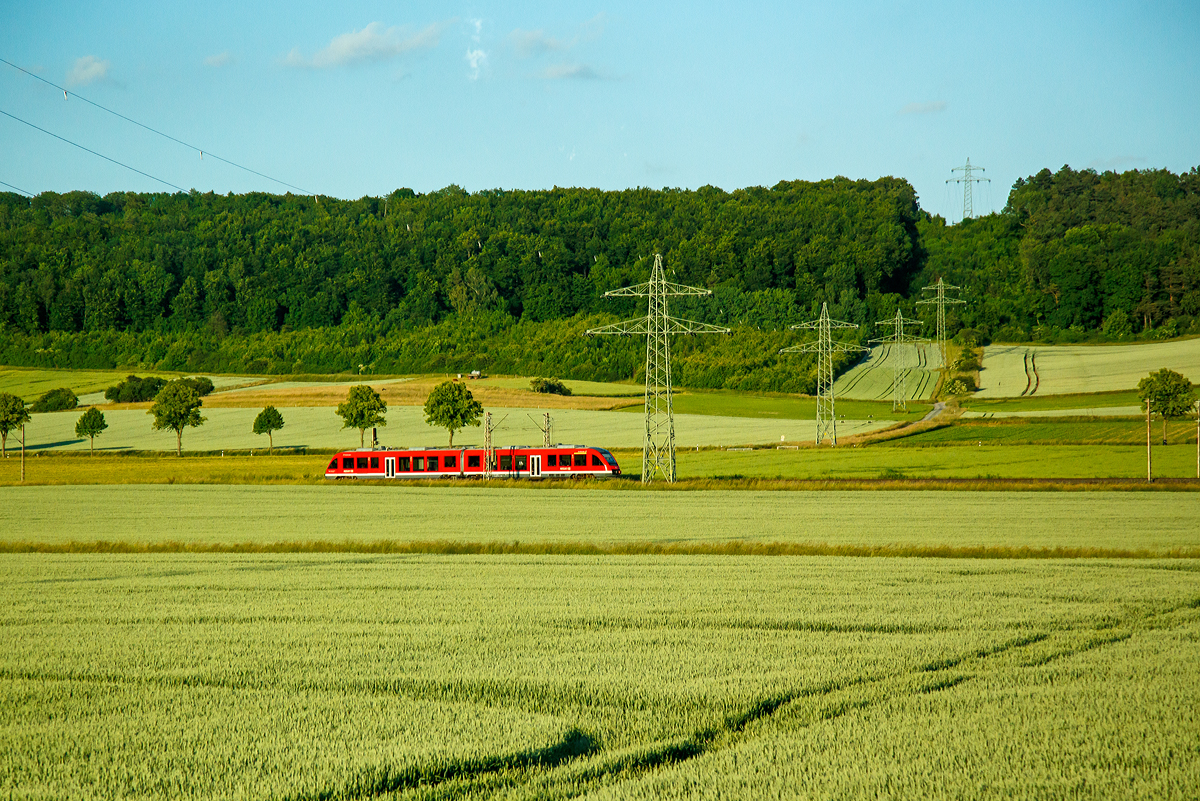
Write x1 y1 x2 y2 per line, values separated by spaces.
325 444 622 480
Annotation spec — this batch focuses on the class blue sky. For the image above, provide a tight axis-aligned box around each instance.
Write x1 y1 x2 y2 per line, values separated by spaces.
2 0 1197 221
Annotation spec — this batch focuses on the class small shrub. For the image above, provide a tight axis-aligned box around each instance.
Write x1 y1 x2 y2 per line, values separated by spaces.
952 348 981 372
530 377 572 396
31 387 78 413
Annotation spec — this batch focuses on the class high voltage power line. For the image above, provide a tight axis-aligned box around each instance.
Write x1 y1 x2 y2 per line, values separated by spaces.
1 56 314 196
946 157 989 220
0 179 33 197
0 108 186 192
586 254 730 483
780 303 867 446
870 310 927 412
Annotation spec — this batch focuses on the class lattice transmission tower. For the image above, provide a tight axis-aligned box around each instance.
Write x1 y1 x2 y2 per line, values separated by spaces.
915 277 966 367
586 254 730 483
780 302 867 445
870 310 927 412
947 158 990 220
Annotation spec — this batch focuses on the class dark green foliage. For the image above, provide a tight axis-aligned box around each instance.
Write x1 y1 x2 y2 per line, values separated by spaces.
336 385 387 447
920 166 1200 343
0 180 923 337
180 376 214 396
252 405 284 453
0 392 30 457
74 406 107 454
105 375 167 403
1136 368 1197 444
30 386 78 412
423 381 484 445
148 380 205 456
530 378 572 396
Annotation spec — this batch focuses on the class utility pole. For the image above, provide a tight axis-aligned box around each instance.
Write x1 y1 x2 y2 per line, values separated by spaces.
20 423 25 483
780 302 867 445
586 253 730 483
870 309 927 412
947 158 990 220
529 412 552 448
1146 398 1152 483
916 277 966 368
484 411 494 479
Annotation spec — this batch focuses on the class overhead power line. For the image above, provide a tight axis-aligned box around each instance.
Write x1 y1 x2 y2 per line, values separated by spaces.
1 57 314 196
0 108 186 192
0 180 33 197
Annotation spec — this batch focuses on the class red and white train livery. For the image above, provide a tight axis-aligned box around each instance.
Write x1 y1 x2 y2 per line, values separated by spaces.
325 444 621 480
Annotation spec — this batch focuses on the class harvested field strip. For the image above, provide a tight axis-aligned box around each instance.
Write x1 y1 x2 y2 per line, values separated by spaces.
4 539 1198 559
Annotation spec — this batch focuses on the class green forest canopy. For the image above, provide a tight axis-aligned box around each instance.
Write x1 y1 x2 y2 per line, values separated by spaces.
0 166 1196 390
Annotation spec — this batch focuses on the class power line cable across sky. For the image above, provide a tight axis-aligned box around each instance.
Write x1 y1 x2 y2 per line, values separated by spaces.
0 180 33 197
1 57 314 196
0 108 187 192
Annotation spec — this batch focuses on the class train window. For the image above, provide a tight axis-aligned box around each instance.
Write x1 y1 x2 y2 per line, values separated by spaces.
467 455 480 468
516 455 527 470
370 457 379 469
573 453 586 467
500 455 512 470
547 454 557 467
592 454 602 466
444 455 456 469
414 457 425 471
356 457 368 469
328 460 338 471
342 457 353 469
428 456 438 471
399 457 410 471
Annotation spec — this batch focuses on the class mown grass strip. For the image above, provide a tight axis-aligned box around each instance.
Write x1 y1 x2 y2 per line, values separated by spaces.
4 539 1197 559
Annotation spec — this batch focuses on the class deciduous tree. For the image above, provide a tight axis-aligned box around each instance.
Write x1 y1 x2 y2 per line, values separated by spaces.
75 407 108 454
423 381 483 446
0 393 30 457
337 385 387 447
253 406 285 454
148 381 206 456
1137 368 1196 445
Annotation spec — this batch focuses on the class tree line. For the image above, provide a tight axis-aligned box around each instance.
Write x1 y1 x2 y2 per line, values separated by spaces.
0 165 1197 388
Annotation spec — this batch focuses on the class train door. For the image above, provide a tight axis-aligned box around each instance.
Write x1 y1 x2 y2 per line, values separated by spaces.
385 457 395 478
530 455 541 478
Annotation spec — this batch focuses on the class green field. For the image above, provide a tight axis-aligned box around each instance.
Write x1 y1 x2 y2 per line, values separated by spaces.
2 554 1197 799
898 418 1199 447
833 343 942 401
960 389 1144 414
635 390 929 422
5 438 1200 486
4 485 1200 553
978 339 1200 398
14 405 892 454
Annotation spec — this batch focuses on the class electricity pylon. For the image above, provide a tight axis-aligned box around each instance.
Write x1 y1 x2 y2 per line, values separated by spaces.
585 254 730 482
870 309 928 412
916 277 966 367
947 158 989 220
780 302 867 445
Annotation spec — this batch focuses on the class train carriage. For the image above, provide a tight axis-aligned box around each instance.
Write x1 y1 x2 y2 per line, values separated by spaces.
325 444 621 480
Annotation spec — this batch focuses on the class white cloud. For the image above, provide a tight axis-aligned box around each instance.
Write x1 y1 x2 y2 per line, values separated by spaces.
511 28 568 57
204 52 233 68
285 22 445 68
466 48 488 80
66 56 110 87
542 63 602 80
899 101 947 115
469 18 483 42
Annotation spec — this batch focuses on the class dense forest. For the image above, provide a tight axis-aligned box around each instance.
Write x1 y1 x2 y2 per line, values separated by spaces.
0 166 1196 390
